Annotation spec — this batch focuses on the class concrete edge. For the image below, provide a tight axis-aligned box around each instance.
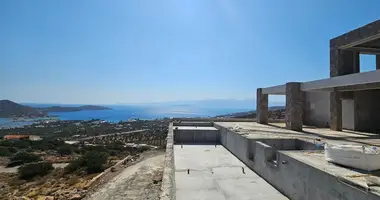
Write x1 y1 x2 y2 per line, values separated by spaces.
172 118 284 123
160 122 175 200
87 155 132 188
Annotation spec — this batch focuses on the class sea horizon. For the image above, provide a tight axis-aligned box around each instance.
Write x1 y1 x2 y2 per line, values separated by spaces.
0 103 256 128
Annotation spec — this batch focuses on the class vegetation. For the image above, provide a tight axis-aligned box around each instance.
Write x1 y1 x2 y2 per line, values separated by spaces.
65 158 85 174
10 152 41 164
65 150 109 174
18 161 54 179
83 150 109 173
57 145 74 155
0 146 17 157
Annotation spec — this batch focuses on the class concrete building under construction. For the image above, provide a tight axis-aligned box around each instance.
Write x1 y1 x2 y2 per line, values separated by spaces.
159 20 380 200
257 20 380 132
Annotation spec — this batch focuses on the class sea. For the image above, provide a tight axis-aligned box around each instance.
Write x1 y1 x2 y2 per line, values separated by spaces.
0 104 252 128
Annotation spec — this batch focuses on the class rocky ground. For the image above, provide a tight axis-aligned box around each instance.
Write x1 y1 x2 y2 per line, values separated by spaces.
0 150 164 200
85 152 165 200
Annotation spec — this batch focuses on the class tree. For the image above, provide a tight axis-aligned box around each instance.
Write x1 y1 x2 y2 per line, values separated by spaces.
57 145 73 155
83 151 109 173
19 161 53 179
10 151 41 164
64 158 85 174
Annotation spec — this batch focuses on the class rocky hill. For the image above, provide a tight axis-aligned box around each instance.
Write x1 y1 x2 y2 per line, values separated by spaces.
0 100 47 118
0 100 112 118
38 105 112 112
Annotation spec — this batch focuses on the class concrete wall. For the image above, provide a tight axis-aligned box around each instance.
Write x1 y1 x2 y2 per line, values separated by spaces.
303 91 330 128
215 124 380 200
173 122 213 127
354 89 380 132
173 130 220 144
160 123 176 200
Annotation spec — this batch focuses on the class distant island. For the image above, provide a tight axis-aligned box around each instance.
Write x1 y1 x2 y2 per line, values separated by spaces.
0 100 112 118
38 105 112 113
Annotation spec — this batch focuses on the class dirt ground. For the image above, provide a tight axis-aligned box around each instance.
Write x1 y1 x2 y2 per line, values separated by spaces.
85 152 165 200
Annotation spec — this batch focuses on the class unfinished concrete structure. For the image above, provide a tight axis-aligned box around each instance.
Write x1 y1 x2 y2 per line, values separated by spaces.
257 20 380 132
160 119 380 200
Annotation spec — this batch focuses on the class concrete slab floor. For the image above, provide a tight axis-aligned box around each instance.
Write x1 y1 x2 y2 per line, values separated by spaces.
174 145 288 200
215 122 380 146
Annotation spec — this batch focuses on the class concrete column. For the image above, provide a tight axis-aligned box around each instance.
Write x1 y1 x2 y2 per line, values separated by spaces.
285 82 303 131
377 55 380 70
353 51 360 73
256 88 268 124
330 90 342 131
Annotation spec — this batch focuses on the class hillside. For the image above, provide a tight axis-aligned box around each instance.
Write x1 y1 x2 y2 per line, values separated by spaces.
38 105 112 112
0 100 112 118
0 100 47 118
216 106 285 119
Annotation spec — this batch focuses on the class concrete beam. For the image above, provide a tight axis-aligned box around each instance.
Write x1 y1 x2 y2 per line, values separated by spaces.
257 88 268 124
336 82 380 92
285 82 303 131
348 47 380 55
261 84 286 95
301 70 380 91
330 20 380 49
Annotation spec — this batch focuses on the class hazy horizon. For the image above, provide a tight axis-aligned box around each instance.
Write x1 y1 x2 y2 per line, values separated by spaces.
13 98 285 109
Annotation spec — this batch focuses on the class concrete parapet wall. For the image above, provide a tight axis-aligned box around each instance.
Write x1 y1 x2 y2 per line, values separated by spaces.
160 123 176 200
215 124 380 200
172 118 285 123
173 121 213 127
173 129 220 144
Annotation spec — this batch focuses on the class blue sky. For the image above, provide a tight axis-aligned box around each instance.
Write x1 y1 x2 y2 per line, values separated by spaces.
1 0 379 104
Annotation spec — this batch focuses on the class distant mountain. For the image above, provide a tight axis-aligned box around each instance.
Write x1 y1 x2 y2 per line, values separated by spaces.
134 99 285 110
0 100 47 118
39 105 112 112
0 100 112 118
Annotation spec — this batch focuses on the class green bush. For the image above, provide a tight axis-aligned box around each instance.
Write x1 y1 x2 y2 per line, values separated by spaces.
8 147 18 153
8 140 30 149
83 151 109 174
18 161 53 179
57 145 73 155
109 150 117 156
0 147 12 157
10 152 41 164
64 158 84 174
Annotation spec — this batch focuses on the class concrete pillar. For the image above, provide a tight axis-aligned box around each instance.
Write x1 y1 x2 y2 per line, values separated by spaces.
353 51 360 73
377 55 380 70
285 82 303 131
256 88 268 124
330 90 342 131
330 49 355 131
